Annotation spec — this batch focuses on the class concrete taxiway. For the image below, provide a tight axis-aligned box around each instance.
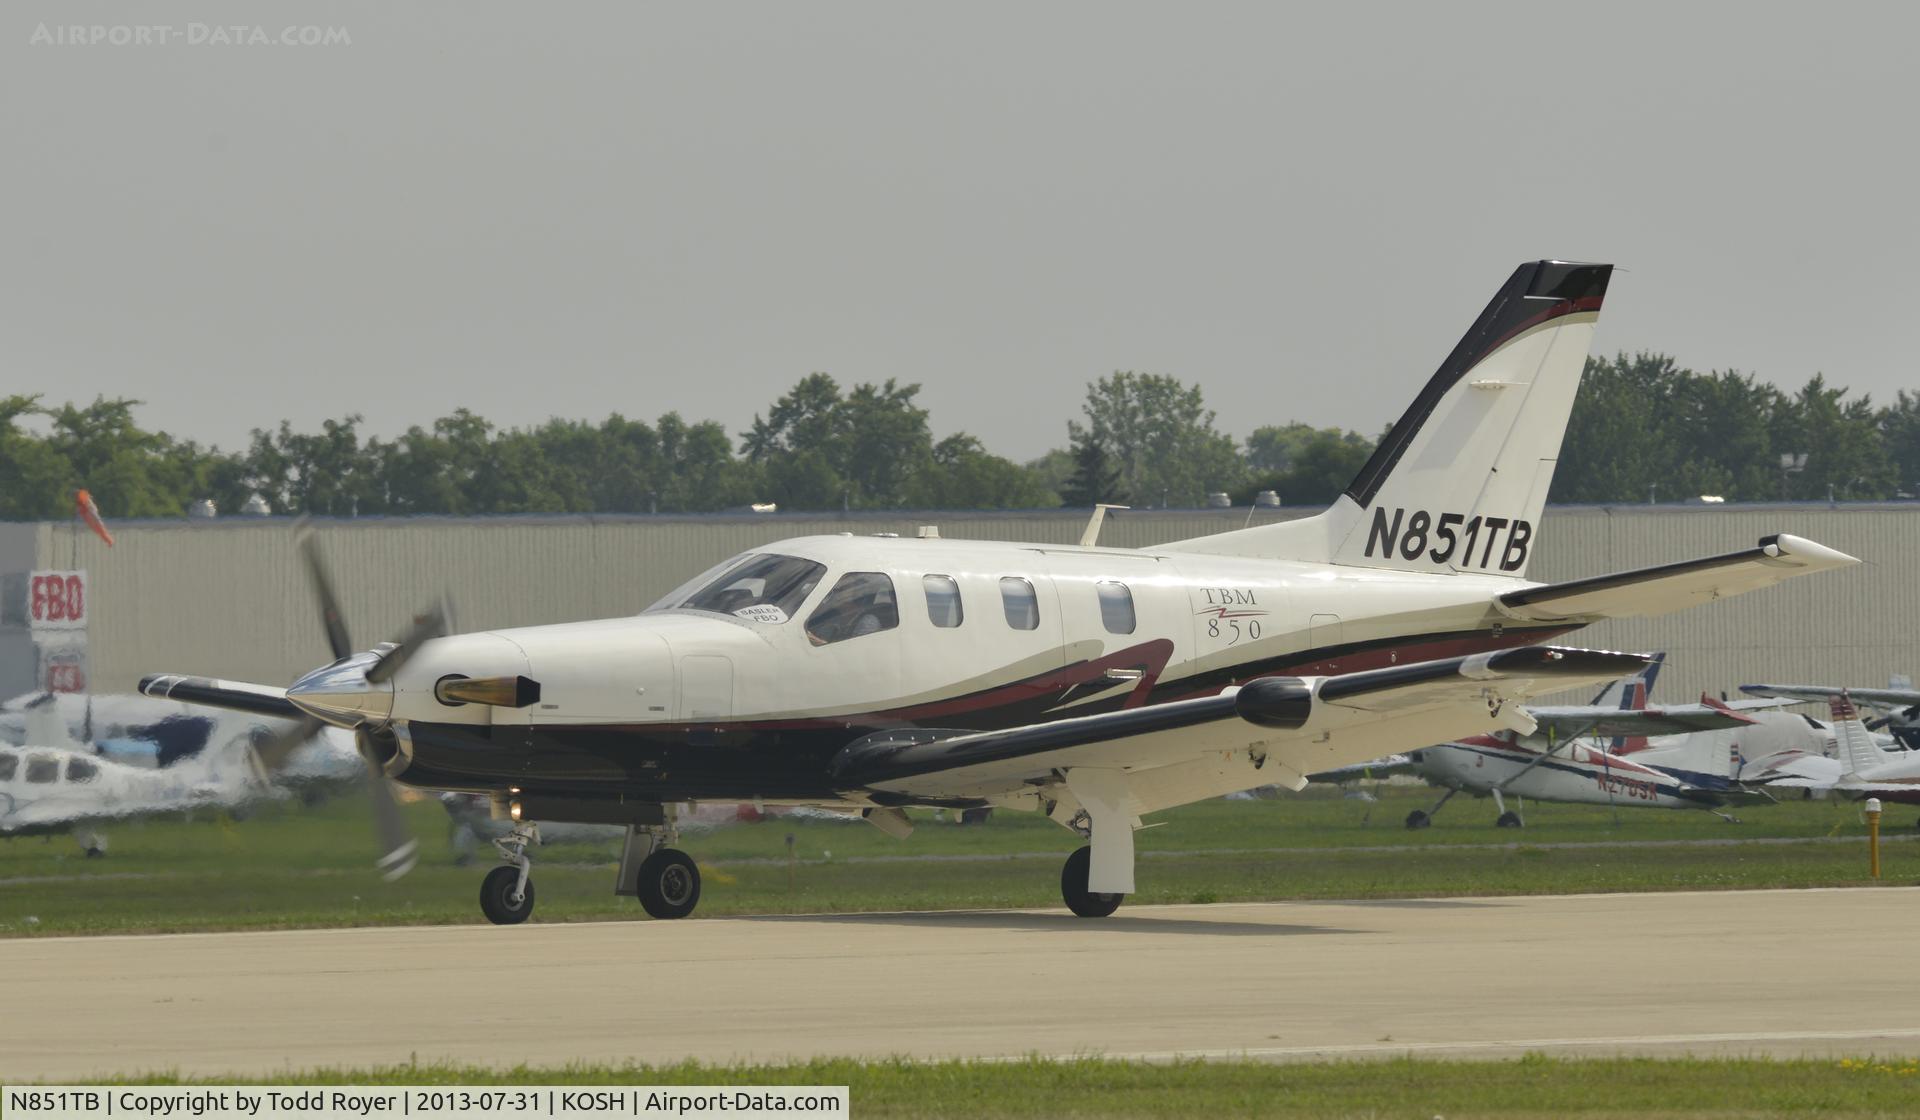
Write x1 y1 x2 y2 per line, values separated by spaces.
7 887 1919 1079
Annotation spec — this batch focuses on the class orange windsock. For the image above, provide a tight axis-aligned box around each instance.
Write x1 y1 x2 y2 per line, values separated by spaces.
75 489 114 547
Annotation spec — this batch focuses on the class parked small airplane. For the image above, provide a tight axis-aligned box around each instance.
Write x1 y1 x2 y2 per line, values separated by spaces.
0 731 287 853
139 260 1859 923
1310 658 1776 826
1739 681 1920 749
1722 692 1920 822
0 690 362 852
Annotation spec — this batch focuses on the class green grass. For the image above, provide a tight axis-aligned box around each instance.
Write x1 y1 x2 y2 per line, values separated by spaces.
2 786 1911 937
27 1055 1920 1118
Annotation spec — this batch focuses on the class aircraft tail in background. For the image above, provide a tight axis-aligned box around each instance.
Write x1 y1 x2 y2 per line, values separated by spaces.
1829 691 1893 777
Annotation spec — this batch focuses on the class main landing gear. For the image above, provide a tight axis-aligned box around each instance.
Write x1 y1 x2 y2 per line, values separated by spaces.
615 816 702 921
1053 768 1135 918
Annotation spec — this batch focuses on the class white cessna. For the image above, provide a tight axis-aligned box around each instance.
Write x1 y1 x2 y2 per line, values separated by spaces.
141 261 1859 923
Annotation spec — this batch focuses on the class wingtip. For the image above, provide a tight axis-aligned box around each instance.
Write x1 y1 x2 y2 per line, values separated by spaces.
1763 533 1861 568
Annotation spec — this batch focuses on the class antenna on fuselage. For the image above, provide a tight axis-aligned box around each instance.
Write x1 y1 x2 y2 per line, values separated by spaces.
1079 504 1130 548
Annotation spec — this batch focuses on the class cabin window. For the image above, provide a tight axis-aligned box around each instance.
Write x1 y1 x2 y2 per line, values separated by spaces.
1000 577 1040 630
0 752 15 781
24 754 58 784
66 756 99 783
673 553 827 624
806 572 900 645
1096 581 1136 634
923 574 964 628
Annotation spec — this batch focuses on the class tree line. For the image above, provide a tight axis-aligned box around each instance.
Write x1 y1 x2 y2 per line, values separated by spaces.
3 354 1917 521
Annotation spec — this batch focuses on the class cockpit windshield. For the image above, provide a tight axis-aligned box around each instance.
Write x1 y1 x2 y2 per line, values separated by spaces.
668 554 827 624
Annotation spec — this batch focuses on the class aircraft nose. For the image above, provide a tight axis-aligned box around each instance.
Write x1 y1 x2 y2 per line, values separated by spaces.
286 652 394 727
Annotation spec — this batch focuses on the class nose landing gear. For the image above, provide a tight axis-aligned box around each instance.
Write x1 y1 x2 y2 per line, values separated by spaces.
479 823 538 925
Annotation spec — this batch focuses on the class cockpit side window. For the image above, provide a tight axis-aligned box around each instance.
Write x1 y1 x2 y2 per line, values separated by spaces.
66 756 100 783
806 572 900 646
672 554 827 623
1000 577 1040 631
25 754 59 784
923 574 964 628
0 751 16 781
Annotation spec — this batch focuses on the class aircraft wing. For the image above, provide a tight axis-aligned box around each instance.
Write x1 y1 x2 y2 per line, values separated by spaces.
836 646 1648 808
1741 684 1920 711
1494 534 1857 623
1307 755 1417 783
1524 700 1781 739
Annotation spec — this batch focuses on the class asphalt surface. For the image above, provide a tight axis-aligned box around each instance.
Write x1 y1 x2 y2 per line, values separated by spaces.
8 887 1920 1079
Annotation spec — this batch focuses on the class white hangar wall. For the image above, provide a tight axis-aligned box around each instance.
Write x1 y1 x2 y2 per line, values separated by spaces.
0 503 1908 702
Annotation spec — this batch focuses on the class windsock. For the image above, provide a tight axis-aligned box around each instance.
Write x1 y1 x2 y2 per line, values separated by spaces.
75 489 114 547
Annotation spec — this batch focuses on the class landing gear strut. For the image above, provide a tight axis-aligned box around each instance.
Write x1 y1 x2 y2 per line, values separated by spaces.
1406 788 1456 829
479 823 537 925
1492 789 1524 829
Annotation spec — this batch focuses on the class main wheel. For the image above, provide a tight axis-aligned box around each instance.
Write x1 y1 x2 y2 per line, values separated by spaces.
1404 810 1431 830
637 848 702 919
1060 845 1123 918
1496 811 1524 829
479 865 535 925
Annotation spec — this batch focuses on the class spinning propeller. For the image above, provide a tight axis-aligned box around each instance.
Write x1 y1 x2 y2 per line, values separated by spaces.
251 520 450 880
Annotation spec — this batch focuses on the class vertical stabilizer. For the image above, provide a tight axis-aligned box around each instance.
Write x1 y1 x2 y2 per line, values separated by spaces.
1829 691 1889 777
1167 260 1611 578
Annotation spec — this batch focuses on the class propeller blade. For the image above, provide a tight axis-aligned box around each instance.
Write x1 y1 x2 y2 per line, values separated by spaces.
366 601 451 684
296 518 355 662
251 714 328 771
356 731 419 880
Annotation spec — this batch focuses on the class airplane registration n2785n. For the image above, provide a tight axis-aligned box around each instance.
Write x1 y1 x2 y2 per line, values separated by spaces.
141 260 1859 924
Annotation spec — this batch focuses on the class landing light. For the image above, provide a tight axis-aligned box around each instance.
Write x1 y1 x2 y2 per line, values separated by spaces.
509 799 524 822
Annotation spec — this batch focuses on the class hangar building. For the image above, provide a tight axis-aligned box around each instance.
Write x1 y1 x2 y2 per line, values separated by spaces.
0 503 1904 706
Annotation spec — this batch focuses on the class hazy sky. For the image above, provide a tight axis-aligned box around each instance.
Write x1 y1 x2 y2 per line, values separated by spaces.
6 2 1918 462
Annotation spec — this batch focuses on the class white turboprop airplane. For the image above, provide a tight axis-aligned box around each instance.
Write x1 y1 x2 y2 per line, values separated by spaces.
139 260 1860 923
1308 658 1779 827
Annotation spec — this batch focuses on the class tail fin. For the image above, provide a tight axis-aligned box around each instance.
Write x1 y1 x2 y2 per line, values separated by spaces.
1605 657 1666 753
1588 651 1665 708
1167 260 1612 577
1829 690 1890 776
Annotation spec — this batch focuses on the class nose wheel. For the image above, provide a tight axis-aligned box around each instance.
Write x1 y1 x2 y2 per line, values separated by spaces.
479 864 535 924
479 822 538 925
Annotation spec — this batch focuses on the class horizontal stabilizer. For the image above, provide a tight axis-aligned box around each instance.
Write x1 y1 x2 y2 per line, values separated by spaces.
1496 534 1857 622
138 674 304 722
